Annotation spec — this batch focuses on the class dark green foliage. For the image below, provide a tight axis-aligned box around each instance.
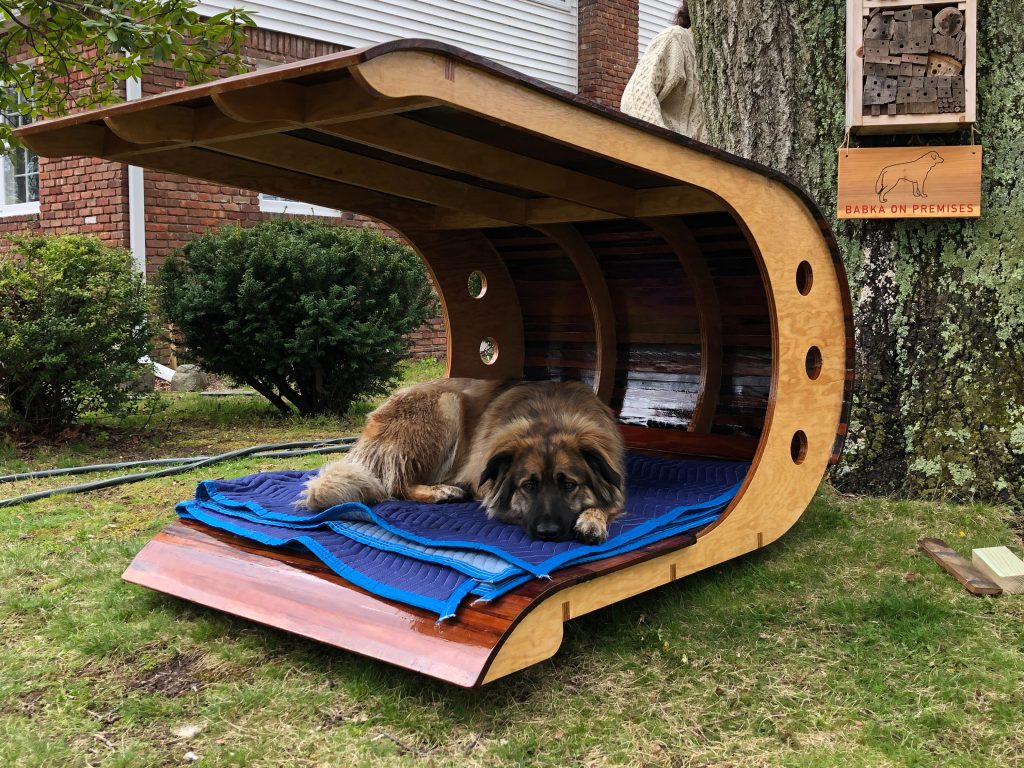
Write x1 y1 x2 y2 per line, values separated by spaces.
0 235 156 425
0 1 252 151
157 220 433 417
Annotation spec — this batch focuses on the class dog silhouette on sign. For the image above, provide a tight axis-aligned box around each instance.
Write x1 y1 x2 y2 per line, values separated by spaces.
875 151 945 203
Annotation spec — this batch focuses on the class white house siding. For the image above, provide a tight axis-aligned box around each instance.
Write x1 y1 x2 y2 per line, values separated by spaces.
638 0 677 55
198 0 579 91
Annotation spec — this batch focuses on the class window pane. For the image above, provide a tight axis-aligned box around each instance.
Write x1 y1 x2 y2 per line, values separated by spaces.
0 89 40 206
27 162 38 201
3 156 16 205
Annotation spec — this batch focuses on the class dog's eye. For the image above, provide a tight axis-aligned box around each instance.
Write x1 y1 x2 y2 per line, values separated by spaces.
561 479 578 491
520 479 538 493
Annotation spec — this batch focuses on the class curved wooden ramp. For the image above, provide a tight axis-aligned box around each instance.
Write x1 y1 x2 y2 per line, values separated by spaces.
125 520 704 686
21 40 854 686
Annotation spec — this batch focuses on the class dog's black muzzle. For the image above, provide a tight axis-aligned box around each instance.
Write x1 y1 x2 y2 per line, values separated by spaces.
524 490 576 541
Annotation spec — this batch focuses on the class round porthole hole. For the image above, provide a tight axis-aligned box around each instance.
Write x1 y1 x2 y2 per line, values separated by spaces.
480 337 498 365
791 430 808 465
796 260 813 296
468 270 487 299
806 346 823 380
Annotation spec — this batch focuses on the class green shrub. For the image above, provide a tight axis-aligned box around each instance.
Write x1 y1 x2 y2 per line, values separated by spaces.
0 235 156 425
157 220 433 417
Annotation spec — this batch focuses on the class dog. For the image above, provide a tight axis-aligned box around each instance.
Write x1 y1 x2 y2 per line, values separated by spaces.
875 150 944 203
299 378 625 543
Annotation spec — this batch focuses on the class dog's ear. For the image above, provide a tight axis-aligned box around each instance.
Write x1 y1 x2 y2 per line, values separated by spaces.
479 451 515 489
581 448 622 490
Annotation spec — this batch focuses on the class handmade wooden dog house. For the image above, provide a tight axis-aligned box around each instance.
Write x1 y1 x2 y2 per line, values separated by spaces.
20 41 853 687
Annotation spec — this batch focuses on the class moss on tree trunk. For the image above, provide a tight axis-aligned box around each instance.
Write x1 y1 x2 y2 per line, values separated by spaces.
692 0 1023 500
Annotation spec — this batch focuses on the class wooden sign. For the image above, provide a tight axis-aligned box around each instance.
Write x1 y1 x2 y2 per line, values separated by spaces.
837 145 981 218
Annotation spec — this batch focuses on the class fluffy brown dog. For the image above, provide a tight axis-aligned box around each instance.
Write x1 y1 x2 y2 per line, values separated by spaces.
299 378 625 543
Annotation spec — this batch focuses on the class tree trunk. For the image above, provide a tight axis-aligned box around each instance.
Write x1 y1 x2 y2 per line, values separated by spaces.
691 0 1023 501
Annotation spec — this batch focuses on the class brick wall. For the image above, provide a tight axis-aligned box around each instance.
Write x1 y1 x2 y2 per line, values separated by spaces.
578 0 640 107
404 316 447 360
0 68 130 252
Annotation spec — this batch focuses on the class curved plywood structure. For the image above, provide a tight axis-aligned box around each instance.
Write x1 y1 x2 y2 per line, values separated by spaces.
18 40 854 686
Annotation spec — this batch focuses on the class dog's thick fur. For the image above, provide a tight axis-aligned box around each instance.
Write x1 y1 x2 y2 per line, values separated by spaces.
299 378 625 543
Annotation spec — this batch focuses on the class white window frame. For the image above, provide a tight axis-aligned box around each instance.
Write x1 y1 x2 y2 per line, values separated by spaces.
0 89 40 217
258 193 340 218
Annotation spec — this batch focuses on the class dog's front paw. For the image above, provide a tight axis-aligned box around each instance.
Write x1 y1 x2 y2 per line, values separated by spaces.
574 508 609 545
435 483 473 503
406 483 472 503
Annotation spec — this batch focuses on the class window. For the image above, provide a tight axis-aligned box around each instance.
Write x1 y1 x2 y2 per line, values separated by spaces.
259 193 340 218
1 89 40 216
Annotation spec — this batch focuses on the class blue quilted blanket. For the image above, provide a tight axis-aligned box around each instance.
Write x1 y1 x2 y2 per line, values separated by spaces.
177 455 748 619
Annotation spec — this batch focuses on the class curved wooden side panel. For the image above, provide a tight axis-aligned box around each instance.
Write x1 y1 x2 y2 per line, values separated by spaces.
404 228 525 380
481 521 760 683
354 47 848 549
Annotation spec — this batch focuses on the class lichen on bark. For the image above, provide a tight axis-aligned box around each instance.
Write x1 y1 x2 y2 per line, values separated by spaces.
691 0 1023 501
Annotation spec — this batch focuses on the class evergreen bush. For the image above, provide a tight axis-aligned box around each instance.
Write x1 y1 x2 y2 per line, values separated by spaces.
0 235 155 425
157 220 433 417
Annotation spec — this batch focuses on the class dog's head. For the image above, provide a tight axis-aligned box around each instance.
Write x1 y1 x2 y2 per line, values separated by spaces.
478 425 623 542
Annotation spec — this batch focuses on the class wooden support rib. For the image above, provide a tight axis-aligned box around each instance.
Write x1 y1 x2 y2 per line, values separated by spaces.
18 123 108 158
319 115 638 217
642 217 722 433
105 105 195 144
98 80 435 162
209 133 526 225
211 77 436 126
119 146 437 229
537 224 617 403
432 197 628 230
103 106 296 161
636 186 726 216
303 78 437 125
211 82 307 123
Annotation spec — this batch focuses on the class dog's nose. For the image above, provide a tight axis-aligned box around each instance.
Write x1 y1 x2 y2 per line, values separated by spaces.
532 519 562 540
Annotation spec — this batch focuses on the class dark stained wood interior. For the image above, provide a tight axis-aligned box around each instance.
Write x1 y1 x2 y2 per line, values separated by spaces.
483 213 770 449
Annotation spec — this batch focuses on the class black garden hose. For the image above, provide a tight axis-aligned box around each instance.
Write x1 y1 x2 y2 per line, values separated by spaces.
0 437 358 483
0 438 354 509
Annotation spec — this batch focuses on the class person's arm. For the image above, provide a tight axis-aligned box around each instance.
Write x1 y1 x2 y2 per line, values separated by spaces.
620 30 690 129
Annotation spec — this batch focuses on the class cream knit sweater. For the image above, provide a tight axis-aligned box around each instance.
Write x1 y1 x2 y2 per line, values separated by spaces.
620 25 706 142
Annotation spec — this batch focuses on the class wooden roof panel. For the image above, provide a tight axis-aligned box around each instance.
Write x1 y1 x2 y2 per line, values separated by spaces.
17 40 733 228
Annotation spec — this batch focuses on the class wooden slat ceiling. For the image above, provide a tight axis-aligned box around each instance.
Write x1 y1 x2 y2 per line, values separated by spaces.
18 40 726 232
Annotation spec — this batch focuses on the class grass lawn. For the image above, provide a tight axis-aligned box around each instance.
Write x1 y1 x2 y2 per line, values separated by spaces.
2 366 1022 767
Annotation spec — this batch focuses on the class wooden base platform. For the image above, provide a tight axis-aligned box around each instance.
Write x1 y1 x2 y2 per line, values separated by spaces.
124 519 703 687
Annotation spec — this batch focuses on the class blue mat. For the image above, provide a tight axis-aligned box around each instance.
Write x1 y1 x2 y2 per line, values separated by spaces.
177 455 749 619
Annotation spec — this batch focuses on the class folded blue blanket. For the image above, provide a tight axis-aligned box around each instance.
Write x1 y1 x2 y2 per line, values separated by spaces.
177 455 749 619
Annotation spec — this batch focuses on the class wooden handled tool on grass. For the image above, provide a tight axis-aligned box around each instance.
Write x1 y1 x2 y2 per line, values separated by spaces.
918 537 1002 596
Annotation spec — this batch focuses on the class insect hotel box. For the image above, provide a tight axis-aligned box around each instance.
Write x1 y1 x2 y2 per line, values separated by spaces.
847 0 977 133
